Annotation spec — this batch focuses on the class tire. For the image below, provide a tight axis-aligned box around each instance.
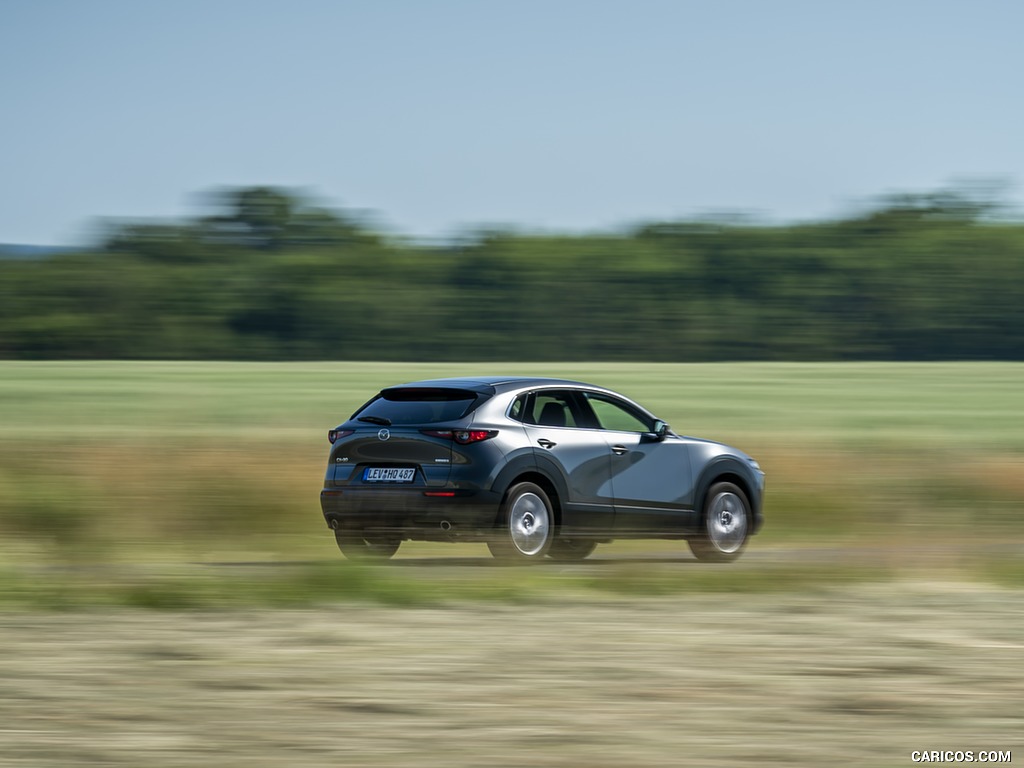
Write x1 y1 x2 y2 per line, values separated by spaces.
688 481 750 563
487 482 554 562
548 537 598 561
335 530 401 561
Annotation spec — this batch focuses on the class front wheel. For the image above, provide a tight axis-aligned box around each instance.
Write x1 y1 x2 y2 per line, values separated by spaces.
688 482 750 563
487 482 554 562
335 530 401 561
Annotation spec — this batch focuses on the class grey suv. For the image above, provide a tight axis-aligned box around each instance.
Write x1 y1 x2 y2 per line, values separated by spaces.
320 377 764 562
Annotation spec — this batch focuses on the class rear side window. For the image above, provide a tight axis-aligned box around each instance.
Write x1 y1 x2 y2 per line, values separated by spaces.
353 388 482 425
513 390 584 428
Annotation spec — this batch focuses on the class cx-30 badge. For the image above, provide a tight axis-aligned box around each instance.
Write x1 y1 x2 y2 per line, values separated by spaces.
378 429 390 441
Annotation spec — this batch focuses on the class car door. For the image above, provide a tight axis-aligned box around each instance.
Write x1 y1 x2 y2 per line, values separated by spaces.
518 389 616 533
580 391 694 535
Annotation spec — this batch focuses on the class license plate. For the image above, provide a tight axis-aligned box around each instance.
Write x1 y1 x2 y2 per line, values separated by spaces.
364 467 416 483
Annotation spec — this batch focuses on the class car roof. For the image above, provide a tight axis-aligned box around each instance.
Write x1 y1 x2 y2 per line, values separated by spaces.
386 376 595 394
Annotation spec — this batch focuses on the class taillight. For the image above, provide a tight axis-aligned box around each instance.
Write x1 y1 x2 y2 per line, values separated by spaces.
420 429 498 445
454 430 497 445
328 429 354 444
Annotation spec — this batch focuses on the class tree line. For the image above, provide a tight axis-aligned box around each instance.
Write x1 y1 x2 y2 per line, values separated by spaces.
1 186 1022 361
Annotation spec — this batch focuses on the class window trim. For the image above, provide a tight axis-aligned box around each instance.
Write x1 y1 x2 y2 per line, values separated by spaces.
508 387 657 433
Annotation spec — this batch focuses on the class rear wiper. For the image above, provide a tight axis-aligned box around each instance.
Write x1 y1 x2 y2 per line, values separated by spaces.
357 416 392 426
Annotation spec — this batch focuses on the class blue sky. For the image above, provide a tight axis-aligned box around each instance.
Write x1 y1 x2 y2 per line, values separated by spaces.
2 0 1022 245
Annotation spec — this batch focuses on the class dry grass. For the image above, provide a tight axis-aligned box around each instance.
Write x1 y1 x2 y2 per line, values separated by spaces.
0 584 1020 767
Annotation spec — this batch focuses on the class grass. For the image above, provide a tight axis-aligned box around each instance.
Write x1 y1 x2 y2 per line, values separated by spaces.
4 550 1019 611
1 361 1022 606
0 559 909 611
1 360 1022 447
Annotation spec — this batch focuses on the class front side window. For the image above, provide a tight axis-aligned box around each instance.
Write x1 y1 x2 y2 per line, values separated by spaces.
584 393 651 433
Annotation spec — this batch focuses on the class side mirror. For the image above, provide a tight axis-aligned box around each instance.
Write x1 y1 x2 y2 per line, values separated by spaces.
652 420 670 441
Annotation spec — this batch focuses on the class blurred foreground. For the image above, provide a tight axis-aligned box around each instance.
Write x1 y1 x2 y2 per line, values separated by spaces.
1 586 1020 767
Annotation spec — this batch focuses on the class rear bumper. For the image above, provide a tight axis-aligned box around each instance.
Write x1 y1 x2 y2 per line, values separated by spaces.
320 487 504 541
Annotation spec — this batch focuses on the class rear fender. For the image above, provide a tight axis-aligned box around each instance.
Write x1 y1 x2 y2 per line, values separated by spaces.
490 452 568 521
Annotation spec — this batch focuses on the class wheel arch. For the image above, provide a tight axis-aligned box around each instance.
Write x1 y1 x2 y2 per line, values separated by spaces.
694 458 759 525
492 461 565 528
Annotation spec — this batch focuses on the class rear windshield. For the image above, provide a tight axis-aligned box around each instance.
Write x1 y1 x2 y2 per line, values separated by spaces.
353 388 482 425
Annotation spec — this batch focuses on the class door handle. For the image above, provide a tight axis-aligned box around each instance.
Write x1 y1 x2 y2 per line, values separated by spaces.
537 439 557 449
611 445 628 455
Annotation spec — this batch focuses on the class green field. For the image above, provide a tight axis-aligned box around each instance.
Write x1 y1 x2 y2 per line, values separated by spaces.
1 361 1022 605
2 360 1021 447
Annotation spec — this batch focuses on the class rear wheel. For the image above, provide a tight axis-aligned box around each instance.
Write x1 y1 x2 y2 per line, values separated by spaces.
487 482 554 562
548 537 597 561
688 481 750 563
335 530 401 561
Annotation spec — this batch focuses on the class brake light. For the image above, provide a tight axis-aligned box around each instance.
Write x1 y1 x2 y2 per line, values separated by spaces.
420 429 498 445
328 429 354 444
455 430 497 445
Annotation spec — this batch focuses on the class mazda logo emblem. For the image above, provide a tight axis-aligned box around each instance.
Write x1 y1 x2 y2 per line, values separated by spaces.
378 429 390 441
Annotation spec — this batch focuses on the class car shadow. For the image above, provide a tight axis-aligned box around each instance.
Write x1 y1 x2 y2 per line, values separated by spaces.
197 556 701 569
387 556 700 568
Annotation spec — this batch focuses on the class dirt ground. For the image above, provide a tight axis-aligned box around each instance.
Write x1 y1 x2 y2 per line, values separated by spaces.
0 583 1020 768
